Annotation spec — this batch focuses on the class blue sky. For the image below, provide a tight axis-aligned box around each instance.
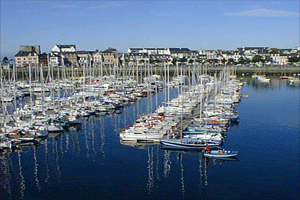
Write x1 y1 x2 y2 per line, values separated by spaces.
1 0 299 58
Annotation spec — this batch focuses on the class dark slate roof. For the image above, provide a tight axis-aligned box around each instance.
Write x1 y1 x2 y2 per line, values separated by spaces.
15 51 37 57
129 53 148 56
244 47 268 50
77 51 93 54
39 53 48 58
57 44 76 49
169 48 191 53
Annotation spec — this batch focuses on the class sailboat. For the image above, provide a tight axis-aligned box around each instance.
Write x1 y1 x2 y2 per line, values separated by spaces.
161 66 221 151
161 138 220 150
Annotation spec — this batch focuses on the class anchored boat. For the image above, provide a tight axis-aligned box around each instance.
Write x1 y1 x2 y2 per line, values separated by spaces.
203 150 239 158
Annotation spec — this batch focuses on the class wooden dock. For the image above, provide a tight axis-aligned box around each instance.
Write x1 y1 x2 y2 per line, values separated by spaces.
173 86 216 136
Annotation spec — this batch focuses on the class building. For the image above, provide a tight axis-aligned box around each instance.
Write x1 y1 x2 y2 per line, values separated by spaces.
49 44 77 67
237 47 269 55
49 52 61 67
102 48 118 65
128 48 169 55
19 45 41 54
61 52 78 67
51 44 76 53
15 45 40 67
169 48 197 59
77 51 93 67
92 50 102 66
15 51 39 67
39 52 48 66
270 54 289 65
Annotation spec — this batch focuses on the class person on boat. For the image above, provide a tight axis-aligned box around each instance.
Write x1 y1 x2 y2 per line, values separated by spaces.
204 144 210 153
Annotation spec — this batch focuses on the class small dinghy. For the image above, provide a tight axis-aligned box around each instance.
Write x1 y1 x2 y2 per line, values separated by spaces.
203 149 239 158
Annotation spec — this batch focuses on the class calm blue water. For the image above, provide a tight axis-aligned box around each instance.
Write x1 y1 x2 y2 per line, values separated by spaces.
0 77 299 200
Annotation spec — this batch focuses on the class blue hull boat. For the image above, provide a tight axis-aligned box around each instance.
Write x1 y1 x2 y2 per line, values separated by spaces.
203 150 239 158
161 139 220 151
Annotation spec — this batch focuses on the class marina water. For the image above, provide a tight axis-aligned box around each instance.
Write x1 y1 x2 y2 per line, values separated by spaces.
0 77 299 200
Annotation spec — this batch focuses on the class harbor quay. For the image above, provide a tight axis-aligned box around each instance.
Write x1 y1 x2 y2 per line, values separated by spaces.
1 65 300 80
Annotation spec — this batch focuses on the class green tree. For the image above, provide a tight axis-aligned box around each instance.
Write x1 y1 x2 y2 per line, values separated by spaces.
188 59 194 64
244 58 251 64
195 58 203 64
179 57 187 63
269 48 283 54
221 58 226 65
238 57 245 64
288 56 300 64
172 58 178 66
251 55 263 64
264 56 273 64
227 58 235 65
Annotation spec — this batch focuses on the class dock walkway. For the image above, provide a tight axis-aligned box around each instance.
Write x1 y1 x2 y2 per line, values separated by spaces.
173 91 213 136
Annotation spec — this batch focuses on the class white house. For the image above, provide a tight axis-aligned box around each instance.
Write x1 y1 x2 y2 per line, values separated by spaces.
128 48 169 55
15 45 40 67
92 50 102 65
50 44 77 66
15 51 39 67
49 52 61 66
52 44 76 53
77 51 92 67
270 54 288 65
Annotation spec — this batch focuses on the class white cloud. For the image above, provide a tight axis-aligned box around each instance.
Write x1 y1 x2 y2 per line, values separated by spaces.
225 8 299 17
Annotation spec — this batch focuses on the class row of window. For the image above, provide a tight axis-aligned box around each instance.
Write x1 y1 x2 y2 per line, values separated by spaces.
104 59 114 62
16 57 37 60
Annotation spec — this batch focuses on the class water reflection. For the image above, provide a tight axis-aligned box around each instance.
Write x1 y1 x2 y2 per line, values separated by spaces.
0 153 12 199
0 79 297 199
241 76 298 90
163 150 171 178
54 137 61 183
178 152 185 198
44 139 50 184
120 139 239 199
18 151 25 199
147 146 154 194
33 146 41 191
99 117 105 161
